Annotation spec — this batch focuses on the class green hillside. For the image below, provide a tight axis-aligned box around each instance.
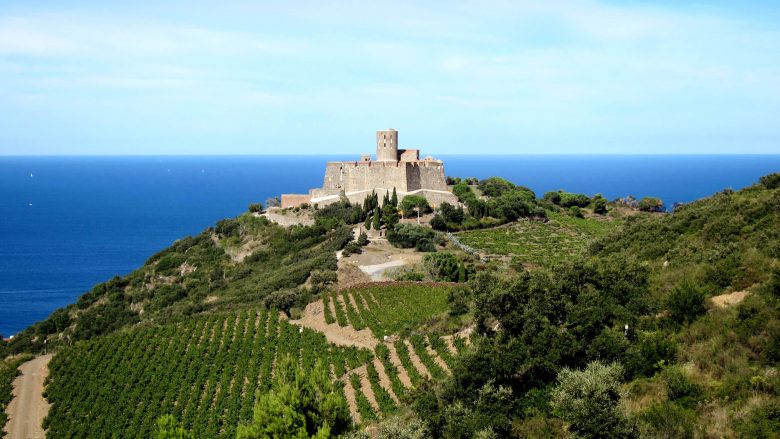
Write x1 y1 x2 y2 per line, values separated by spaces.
3 174 779 438
1 213 351 357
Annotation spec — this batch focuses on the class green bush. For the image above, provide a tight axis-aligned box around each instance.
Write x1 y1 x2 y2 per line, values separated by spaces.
667 280 707 324
399 195 432 217
387 224 437 252
448 286 471 316
551 361 636 438
423 252 466 282
248 202 262 213
735 400 780 438
625 331 678 378
662 366 702 407
638 197 665 212
593 194 609 215
639 401 697 439
759 173 780 189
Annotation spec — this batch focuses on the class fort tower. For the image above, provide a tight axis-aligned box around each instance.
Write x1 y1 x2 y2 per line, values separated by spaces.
280 129 458 208
376 129 398 161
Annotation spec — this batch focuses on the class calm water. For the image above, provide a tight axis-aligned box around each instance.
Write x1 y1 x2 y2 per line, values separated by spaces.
1 155 779 336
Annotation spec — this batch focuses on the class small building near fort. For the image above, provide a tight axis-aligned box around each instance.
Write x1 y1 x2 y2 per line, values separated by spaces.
281 129 458 208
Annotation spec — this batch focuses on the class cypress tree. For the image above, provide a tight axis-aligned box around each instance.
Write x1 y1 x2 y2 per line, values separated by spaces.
391 187 398 206
372 208 381 230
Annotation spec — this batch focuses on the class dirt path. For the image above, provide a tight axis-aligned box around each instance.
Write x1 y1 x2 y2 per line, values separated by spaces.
290 300 378 349
373 358 399 403
425 339 451 373
342 375 360 424
386 343 412 388
359 260 408 281
404 340 432 379
4 354 52 439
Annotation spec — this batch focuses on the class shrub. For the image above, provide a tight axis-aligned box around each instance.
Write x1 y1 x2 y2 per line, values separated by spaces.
667 280 707 324
593 194 608 215
356 231 368 246
448 286 470 316
155 253 186 274
639 401 697 439
341 242 362 256
248 202 262 213
662 366 701 407
551 361 636 438
735 400 780 438
399 195 432 217
439 202 465 224
215 218 240 238
478 177 516 198
638 197 665 212
236 356 351 438
759 173 780 189
569 206 584 218
387 224 437 252
423 252 465 282
625 331 678 378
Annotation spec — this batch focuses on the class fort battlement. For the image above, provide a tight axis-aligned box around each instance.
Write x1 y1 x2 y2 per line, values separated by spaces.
281 129 457 208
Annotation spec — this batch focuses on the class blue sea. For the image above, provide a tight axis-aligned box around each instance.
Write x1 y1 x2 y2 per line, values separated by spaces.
2 154 779 336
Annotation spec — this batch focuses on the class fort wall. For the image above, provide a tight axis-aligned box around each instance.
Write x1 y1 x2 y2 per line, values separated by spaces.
282 129 458 209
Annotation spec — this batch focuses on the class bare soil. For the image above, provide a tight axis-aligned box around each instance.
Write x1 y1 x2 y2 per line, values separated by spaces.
711 290 750 308
4 354 52 439
342 374 360 424
386 343 413 388
425 338 451 373
373 357 400 403
404 339 432 379
290 300 378 349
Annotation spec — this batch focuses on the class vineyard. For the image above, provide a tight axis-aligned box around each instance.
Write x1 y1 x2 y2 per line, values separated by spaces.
44 290 469 436
322 282 455 338
456 211 620 266
44 309 377 438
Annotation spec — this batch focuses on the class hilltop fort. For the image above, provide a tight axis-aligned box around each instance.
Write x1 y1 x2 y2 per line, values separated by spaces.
281 129 458 208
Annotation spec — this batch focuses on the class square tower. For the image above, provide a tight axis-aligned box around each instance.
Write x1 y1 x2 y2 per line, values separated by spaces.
376 128 398 161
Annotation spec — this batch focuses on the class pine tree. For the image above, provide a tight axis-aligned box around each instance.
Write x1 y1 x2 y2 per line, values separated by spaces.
391 187 398 206
372 208 381 230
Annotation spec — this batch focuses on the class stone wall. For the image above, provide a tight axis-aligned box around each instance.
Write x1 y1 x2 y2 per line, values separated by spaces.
281 194 312 208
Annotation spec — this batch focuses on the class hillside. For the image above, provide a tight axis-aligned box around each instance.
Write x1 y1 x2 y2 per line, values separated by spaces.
2 174 779 438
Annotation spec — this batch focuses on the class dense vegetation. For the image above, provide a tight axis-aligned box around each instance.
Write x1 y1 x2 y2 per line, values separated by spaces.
44 309 372 438
405 174 780 437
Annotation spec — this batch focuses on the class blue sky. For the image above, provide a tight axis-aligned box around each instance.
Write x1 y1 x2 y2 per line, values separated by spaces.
0 1 778 155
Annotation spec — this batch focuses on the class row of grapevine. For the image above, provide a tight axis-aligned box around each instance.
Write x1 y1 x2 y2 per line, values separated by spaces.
44 309 374 438
326 282 455 338
409 335 447 380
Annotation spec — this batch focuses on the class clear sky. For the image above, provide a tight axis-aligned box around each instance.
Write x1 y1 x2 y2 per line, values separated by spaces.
1 1 779 155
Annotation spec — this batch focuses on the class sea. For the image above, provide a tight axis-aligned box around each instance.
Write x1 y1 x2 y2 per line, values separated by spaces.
2 154 780 336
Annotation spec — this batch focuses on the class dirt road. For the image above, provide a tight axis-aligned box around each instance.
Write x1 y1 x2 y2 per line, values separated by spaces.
4 354 52 439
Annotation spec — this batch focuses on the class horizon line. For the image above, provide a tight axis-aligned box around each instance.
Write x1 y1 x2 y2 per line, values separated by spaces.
2 152 780 157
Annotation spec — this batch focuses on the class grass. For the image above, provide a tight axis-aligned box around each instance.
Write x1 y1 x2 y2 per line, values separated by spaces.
456 211 621 266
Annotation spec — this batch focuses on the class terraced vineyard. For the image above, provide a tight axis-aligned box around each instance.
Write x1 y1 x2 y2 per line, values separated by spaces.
43 304 465 436
44 309 376 438
323 282 455 338
456 211 621 266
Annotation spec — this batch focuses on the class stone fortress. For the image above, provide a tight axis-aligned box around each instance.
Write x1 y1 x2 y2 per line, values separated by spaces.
281 129 458 208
